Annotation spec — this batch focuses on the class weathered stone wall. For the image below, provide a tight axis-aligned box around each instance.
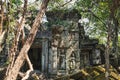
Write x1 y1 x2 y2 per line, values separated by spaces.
27 9 105 78
48 22 80 76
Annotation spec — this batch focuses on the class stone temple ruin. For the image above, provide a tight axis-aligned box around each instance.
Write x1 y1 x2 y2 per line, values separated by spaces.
25 9 105 78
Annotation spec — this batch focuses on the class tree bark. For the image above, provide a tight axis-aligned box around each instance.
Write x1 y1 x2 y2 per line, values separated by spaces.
0 0 3 34
110 0 120 66
0 0 4 51
6 0 27 75
105 1 120 80
105 20 111 80
21 54 33 80
4 0 49 80
112 17 119 66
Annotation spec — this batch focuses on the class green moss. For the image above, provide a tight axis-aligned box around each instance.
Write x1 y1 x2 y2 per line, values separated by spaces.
55 65 120 80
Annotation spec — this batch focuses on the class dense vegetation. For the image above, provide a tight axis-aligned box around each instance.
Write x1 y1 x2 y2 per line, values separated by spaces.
0 0 120 80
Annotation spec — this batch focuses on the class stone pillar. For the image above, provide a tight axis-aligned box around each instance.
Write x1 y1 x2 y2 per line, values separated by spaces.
48 43 58 75
42 38 48 73
51 46 58 74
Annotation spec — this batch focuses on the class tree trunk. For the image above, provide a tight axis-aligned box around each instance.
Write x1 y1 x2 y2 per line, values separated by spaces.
109 0 120 67
112 17 119 66
6 0 27 74
105 1 120 80
4 0 49 80
0 0 4 51
105 20 112 80
0 0 3 34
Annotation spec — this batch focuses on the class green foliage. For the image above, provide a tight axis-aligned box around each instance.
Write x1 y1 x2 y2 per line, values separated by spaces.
47 19 70 28
116 7 120 22
48 0 64 9
10 0 23 7
118 35 120 47
75 0 114 44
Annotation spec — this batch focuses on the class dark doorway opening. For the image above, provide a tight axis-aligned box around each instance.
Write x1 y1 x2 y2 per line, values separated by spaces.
28 48 42 71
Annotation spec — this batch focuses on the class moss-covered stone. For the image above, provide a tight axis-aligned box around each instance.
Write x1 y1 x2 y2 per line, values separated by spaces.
55 65 120 80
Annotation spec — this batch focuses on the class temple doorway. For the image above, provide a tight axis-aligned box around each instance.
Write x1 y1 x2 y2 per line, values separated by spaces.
28 47 42 71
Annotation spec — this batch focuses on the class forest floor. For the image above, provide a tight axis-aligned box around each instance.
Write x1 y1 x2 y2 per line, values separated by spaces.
55 65 120 80
0 64 120 80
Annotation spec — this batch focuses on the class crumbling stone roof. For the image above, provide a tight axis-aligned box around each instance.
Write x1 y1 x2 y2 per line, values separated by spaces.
46 9 81 21
35 30 52 39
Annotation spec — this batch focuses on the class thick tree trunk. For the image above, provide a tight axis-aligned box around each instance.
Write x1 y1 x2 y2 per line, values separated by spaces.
6 0 27 74
105 20 112 80
5 0 27 78
0 0 4 51
112 17 119 65
109 0 120 67
4 0 49 80
105 1 120 80
0 0 3 34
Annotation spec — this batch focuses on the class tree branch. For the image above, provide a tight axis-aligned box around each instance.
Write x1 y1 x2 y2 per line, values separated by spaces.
0 0 4 34
21 53 33 80
81 9 107 30
53 0 73 9
25 53 33 70
18 72 25 78
6 0 28 76
5 0 50 80
21 69 32 80
89 10 107 28
58 0 72 7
